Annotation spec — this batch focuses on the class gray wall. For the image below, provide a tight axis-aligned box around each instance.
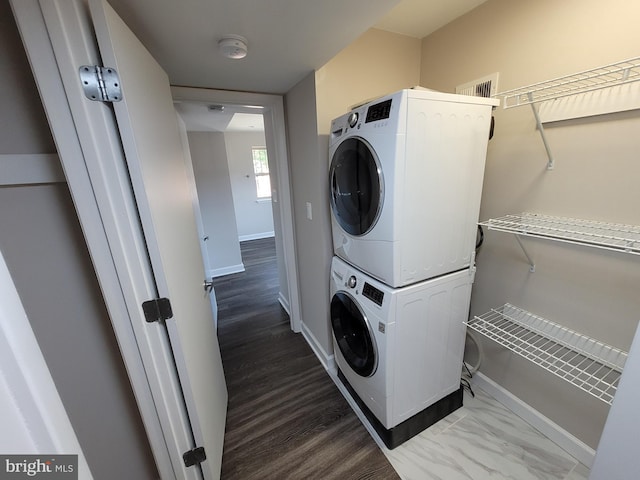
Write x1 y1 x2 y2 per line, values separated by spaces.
420 0 640 449
225 131 275 240
285 72 332 351
1 4 157 478
188 131 244 277
0 4 54 154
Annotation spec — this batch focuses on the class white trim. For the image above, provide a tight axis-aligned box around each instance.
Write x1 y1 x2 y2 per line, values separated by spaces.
0 153 65 185
472 372 596 467
12 2 196 478
301 322 335 372
239 231 275 242
210 264 245 278
278 292 290 316
0 249 93 478
171 86 302 334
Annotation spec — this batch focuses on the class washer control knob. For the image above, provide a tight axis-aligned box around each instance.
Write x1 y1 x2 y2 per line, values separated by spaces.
347 112 359 128
347 275 357 289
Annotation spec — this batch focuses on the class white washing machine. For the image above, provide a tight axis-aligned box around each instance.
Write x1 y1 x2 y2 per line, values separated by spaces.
329 255 473 448
329 88 499 288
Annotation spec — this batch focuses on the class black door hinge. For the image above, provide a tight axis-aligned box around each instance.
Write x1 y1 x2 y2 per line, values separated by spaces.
183 446 206 468
141 297 173 323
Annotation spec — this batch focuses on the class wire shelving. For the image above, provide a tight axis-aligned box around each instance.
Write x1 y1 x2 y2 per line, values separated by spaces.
492 56 640 169
479 213 640 255
467 304 627 405
494 57 640 109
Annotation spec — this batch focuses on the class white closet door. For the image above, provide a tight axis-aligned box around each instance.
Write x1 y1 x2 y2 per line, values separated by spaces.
87 1 228 477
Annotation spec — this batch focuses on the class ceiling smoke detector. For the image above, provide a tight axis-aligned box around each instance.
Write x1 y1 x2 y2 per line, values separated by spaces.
218 35 248 59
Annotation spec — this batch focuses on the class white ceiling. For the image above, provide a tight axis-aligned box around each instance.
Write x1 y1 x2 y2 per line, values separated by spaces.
106 0 402 95
375 0 487 39
175 102 265 132
106 0 486 131
106 0 485 96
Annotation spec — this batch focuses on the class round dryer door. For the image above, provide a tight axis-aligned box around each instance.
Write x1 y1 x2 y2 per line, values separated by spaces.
330 291 378 377
329 137 383 236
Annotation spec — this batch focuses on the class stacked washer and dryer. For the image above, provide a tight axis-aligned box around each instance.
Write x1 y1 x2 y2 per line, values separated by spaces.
328 88 498 448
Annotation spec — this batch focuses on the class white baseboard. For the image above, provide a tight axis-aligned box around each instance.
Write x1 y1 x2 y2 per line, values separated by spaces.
472 372 596 468
209 264 245 278
278 292 290 316
301 322 335 372
238 232 275 242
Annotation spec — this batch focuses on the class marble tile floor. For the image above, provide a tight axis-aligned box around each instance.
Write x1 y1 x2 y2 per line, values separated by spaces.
369 386 590 480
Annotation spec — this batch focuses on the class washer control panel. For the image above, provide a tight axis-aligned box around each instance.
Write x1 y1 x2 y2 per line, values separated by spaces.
362 282 384 306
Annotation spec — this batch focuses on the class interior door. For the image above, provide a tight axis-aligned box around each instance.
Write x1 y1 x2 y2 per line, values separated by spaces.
88 1 227 478
176 111 219 329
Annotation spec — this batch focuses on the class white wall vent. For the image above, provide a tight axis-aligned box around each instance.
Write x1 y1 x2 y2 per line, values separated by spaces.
456 72 499 98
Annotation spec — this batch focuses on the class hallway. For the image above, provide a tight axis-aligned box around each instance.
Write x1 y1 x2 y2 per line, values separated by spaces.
213 237 399 479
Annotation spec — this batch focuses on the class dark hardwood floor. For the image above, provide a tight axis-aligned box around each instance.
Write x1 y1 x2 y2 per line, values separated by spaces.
213 237 400 480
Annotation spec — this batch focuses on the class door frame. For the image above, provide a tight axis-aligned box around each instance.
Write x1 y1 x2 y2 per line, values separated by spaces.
0 248 92 478
11 1 199 478
171 87 302 333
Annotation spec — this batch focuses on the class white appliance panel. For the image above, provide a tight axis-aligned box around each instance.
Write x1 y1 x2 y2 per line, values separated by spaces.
393 281 471 424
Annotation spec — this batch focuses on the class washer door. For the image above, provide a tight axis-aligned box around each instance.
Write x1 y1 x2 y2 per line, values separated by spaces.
329 137 383 236
330 291 378 377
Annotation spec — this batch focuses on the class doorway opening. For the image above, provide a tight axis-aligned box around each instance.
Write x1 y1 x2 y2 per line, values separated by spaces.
175 101 275 269
171 87 301 334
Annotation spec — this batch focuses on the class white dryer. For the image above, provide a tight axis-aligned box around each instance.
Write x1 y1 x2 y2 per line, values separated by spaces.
329 255 472 448
329 88 499 287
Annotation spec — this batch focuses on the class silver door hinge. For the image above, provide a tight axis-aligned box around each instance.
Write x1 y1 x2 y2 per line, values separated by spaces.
141 297 173 323
183 446 206 468
79 65 122 102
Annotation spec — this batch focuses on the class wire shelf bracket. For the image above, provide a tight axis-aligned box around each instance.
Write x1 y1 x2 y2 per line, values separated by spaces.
467 304 628 405
493 56 640 170
513 234 535 272
528 93 554 170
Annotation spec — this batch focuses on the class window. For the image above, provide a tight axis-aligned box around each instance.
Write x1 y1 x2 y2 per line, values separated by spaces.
252 147 271 199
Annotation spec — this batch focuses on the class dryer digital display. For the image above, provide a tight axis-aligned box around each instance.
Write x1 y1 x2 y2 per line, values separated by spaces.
365 99 392 123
